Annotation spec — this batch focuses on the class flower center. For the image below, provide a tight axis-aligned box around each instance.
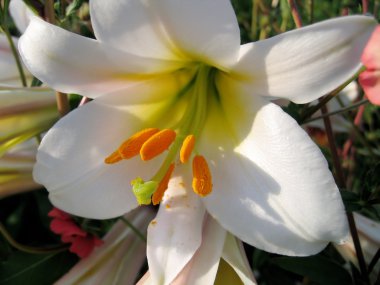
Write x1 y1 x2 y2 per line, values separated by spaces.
105 65 216 205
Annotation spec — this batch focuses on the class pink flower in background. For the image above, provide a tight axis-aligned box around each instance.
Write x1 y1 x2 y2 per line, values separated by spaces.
359 26 380 105
48 208 103 258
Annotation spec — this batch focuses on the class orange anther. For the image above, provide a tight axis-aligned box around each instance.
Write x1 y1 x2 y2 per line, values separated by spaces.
192 155 212 197
180 135 195 163
104 151 123 164
152 163 175 205
140 129 176 161
118 128 160 159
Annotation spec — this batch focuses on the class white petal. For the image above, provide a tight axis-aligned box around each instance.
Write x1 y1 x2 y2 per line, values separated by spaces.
199 87 348 255
222 234 257 285
90 0 240 68
0 35 21 85
354 213 380 244
233 16 376 103
171 215 227 285
147 172 206 285
150 0 240 68
18 17 182 97
9 0 35 34
34 102 161 219
56 208 154 285
90 0 176 60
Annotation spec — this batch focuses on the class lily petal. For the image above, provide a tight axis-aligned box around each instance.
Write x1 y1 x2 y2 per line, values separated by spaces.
0 35 20 85
233 16 376 103
90 0 176 60
150 0 240 68
200 87 348 255
222 234 257 285
9 0 35 34
147 172 206 285
90 0 240 68
18 17 182 97
34 102 161 219
171 215 227 285
56 208 154 285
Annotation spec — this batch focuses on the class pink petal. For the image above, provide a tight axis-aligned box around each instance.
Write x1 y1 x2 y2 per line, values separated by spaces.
69 235 104 259
48 208 71 220
361 26 380 70
359 70 380 105
50 219 87 237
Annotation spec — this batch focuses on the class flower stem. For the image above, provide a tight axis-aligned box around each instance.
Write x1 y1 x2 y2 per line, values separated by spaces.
319 102 370 284
251 0 259 40
1 26 27 86
44 0 70 117
287 0 302 28
302 99 369 124
0 222 68 254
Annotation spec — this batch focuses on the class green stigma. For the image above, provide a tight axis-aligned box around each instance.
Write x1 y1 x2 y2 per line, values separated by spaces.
131 177 158 205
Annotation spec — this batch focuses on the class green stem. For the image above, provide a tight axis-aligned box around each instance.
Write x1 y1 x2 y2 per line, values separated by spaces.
2 28 27 86
303 99 369 124
300 68 365 123
0 222 68 254
251 0 259 40
120 217 146 242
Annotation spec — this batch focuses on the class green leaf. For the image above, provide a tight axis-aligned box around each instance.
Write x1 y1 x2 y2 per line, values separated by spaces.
271 255 353 285
0 251 77 285
340 190 365 212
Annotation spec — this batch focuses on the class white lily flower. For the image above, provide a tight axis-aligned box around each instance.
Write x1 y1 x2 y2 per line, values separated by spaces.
0 139 39 198
18 0 377 283
0 87 57 197
0 0 34 86
55 208 154 285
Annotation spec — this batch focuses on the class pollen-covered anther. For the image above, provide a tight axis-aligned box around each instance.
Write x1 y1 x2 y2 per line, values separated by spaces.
180 135 195 163
152 163 175 205
192 155 212 197
104 128 159 164
140 129 176 161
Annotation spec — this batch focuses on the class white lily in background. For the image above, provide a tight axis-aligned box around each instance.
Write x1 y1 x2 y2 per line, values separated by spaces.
0 139 39 198
9 0 35 34
55 208 154 285
335 213 380 283
19 0 377 283
307 81 359 132
0 87 58 197
0 0 34 86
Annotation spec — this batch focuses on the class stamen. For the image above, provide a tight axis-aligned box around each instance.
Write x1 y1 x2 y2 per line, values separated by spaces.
152 163 175 205
180 135 195 163
140 129 176 161
119 128 160 159
192 155 212 197
104 151 122 164
104 128 159 163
